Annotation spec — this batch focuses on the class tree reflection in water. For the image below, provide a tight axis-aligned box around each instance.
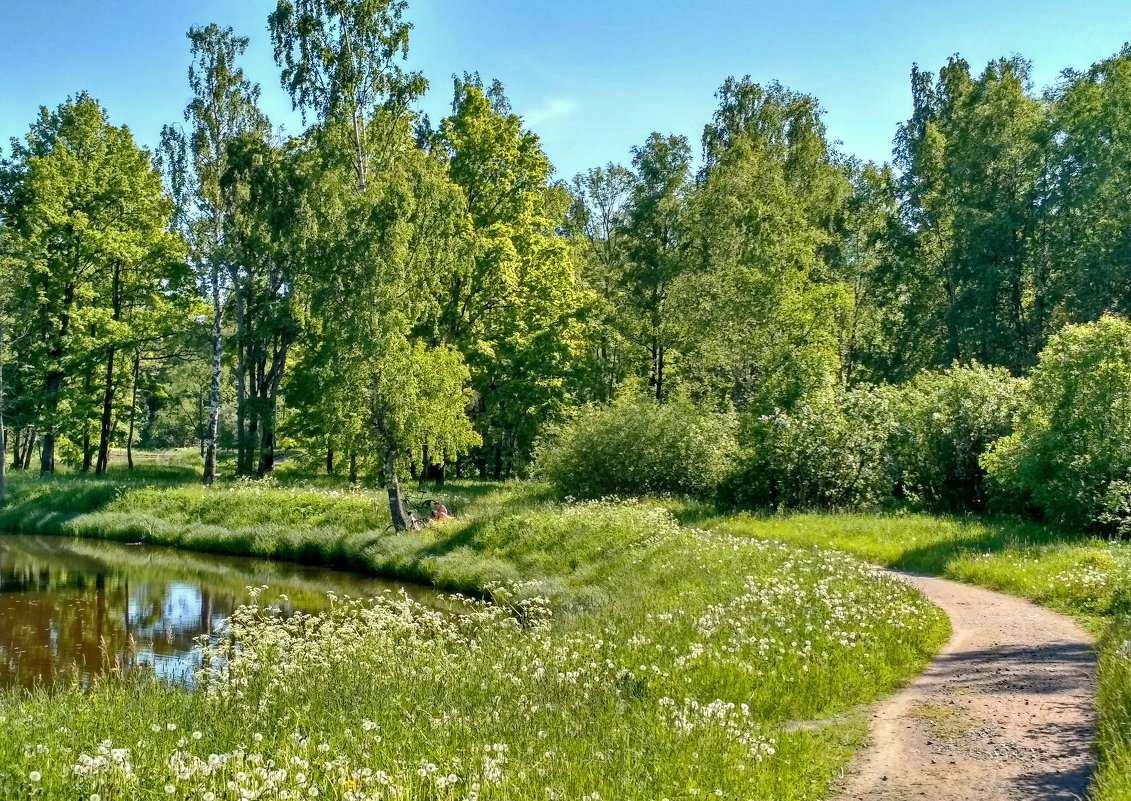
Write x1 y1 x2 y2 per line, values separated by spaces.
0 534 435 689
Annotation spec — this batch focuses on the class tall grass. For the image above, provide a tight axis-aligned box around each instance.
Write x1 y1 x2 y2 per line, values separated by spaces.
713 511 1131 801
0 471 948 799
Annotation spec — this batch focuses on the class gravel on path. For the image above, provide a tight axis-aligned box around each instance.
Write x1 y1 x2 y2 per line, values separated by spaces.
831 572 1096 801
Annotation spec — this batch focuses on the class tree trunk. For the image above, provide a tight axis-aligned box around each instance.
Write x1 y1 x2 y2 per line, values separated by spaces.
202 265 222 487
348 450 358 484
96 263 122 475
95 346 116 474
233 283 251 477
82 430 93 472
246 349 262 476
81 359 94 473
326 445 334 475
126 351 140 471
0 319 7 504
9 428 19 472
198 388 206 458
40 281 74 476
40 372 62 475
257 401 276 477
383 447 408 531
256 341 289 477
0 411 6 506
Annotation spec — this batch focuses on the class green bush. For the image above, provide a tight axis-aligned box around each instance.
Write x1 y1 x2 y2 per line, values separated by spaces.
983 315 1131 531
721 385 897 511
891 364 1024 512
532 389 737 499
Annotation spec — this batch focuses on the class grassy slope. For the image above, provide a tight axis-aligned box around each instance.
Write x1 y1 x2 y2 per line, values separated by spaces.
706 511 1131 801
0 464 948 800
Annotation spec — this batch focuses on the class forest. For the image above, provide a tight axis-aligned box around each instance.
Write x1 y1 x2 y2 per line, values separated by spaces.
2 3 1131 534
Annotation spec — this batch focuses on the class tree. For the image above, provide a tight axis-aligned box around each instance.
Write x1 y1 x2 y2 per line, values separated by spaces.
566 163 636 402
703 77 850 251
679 78 849 414
3 94 181 474
983 315 1131 531
269 0 481 525
293 116 478 522
220 132 304 476
1044 46 1131 328
684 129 840 413
892 57 1047 374
831 162 906 385
268 0 427 192
622 132 693 401
162 24 270 485
434 78 586 476
0 230 12 502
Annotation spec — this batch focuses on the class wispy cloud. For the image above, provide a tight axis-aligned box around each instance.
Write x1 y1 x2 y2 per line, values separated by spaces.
523 98 578 128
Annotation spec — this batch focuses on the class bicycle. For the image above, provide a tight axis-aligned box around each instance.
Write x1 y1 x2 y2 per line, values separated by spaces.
385 494 434 532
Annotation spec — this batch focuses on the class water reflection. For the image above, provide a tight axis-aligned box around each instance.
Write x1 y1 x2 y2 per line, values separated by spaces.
0 534 436 689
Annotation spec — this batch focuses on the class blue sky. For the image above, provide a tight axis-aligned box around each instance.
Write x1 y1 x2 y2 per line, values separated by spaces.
2 1 1129 180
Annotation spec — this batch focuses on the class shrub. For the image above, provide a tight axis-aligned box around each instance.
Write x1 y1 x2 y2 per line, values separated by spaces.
983 315 1131 532
721 385 898 511
532 389 737 499
891 363 1024 512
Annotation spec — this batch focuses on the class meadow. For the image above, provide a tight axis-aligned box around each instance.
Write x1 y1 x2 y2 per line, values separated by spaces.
0 464 948 800
11 461 1131 799
711 512 1131 801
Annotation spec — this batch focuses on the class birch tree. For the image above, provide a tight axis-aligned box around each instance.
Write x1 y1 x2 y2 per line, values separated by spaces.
161 24 269 485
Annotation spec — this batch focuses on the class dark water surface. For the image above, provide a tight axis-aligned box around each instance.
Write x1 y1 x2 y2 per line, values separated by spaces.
0 534 437 690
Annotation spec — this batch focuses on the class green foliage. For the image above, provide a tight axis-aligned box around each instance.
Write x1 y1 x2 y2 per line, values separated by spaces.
2 93 187 473
722 385 897 512
892 56 1047 373
435 79 587 474
532 388 737 499
984 315 1131 531
891 363 1024 512
1046 46 1131 324
1097 617 1131 801
369 335 480 469
683 129 843 412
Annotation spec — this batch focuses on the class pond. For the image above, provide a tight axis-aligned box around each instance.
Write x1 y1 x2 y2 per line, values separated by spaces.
0 533 439 690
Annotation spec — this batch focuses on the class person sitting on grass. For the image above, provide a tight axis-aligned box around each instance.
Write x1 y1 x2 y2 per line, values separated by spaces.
431 501 454 520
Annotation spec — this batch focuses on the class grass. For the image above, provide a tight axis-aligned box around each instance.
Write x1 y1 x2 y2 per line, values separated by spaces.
707 511 1131 801
0 459 949 800
0 467 513 594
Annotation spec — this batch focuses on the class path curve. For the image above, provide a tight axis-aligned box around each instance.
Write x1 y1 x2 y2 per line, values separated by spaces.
832 572 1096 801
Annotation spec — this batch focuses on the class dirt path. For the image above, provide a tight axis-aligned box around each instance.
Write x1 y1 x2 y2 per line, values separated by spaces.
832 572 1096 801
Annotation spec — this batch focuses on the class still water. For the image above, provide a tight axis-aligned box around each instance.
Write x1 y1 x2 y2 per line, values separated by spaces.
0 534 437 690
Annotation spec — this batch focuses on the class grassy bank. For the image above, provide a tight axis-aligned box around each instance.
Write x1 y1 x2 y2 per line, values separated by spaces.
0 468 948 800
0 470 517 596
710 512 1131 801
